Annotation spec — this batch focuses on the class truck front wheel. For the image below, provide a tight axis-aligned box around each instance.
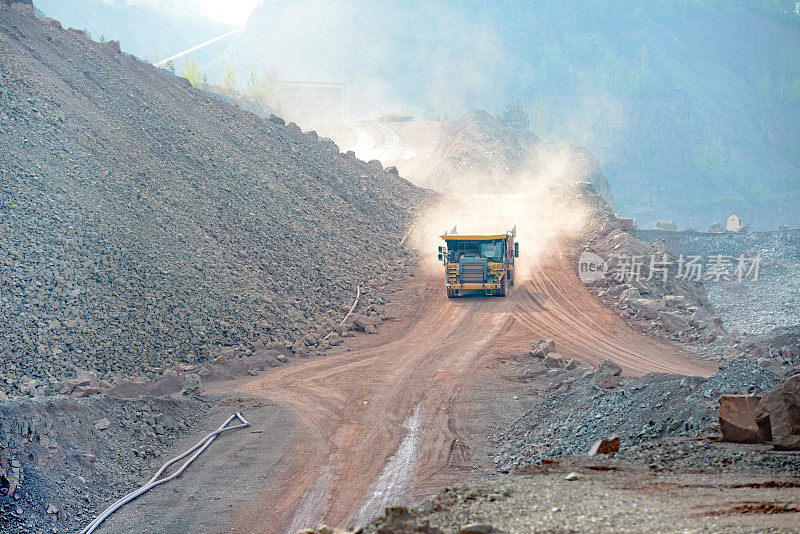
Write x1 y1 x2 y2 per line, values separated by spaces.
495 277 507 297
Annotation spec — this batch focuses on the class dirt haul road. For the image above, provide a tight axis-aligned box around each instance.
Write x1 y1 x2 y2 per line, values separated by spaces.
229 250 715 533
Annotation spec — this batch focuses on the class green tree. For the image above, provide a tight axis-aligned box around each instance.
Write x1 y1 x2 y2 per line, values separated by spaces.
220 64 238 96
181 57 205 89
247 64 281 109
166 59 176 74
498 101 529 131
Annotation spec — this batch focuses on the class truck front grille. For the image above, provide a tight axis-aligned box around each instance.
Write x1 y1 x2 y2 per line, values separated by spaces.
461 264 484 283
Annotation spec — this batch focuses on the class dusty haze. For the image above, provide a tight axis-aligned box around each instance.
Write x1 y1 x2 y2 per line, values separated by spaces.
408 147 591 280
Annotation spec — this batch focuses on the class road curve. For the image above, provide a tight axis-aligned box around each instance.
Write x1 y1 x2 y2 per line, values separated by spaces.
229 249 715 533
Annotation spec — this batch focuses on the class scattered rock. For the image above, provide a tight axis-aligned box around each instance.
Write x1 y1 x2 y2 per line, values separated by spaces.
352 314 376 332
630 298 666 319
618 287 641 305
292 340 308 357
565 358 589 371
665 295 687 308
594 372 622 389
530 338 556 359
598 359 622 376
181 374 201 395
42 17 61 29
659 311 689 333
589 435 620 455
104 40 121 55
564 472 582 481
543 354 565 369
93 418 111 431
268 114 285 125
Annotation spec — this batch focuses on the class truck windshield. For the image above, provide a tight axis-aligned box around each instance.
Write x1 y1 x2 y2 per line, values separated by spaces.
480 240 503 260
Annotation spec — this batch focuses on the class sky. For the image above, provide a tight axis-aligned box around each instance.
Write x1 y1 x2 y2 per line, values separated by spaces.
125 0 263 25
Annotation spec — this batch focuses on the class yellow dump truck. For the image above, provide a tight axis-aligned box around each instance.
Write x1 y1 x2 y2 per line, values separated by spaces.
438 227 519 298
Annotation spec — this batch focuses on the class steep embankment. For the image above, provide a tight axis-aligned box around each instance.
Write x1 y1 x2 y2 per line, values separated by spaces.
0 3 426 394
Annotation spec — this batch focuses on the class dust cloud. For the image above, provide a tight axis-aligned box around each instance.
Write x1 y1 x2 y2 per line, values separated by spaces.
407 146 592 281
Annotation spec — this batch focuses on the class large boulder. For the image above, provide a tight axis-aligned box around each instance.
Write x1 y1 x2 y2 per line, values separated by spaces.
618 287 640 305
757 374 800 450
659 311 689 334
719 395 764 443
292 340 308 357
598 359 622 376
60 370 101 398
630 298 666 319
594 359 623 388
352 314 376 332
181 374 201 395
530 338 556 359
543 353 565 369
594 372 621 389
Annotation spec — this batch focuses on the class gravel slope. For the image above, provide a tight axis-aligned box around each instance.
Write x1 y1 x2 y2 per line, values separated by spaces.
0 4 427 394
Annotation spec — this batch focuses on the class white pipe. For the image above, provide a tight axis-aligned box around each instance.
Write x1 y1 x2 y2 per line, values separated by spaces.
154 27 243 67
80 412 250 534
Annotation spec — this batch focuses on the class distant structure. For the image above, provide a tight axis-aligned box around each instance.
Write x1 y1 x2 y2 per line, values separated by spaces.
727 213 741 232
709 222 724 233
655 220 678 231
378 114 415 123
278 81 345 125
779 224 790 231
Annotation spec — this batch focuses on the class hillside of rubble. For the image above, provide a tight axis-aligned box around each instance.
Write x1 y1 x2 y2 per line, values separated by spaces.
0 3 427 397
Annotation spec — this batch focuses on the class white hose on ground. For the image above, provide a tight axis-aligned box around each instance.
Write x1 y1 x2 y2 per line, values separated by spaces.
339 284 362 326
321 284 362 343
80 412 250 534
398 221 415 247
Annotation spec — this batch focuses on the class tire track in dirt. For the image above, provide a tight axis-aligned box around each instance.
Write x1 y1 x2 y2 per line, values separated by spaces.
227 251 715 533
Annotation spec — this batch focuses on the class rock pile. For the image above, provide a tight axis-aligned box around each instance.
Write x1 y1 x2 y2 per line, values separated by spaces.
582 209 722 344
0 6 426 396
490 358 780 473
528 339 590 374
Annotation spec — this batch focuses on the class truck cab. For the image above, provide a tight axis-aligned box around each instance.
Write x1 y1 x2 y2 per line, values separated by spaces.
437 228 519 298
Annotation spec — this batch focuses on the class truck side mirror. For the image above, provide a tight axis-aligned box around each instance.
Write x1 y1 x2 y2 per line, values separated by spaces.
437 253 443 261
514 242 519 258
438 246 444 253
